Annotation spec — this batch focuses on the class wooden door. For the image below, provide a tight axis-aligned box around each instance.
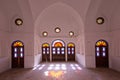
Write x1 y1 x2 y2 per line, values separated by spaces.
42 47 50 62
12 47 24 68
52 47 65 61
67 47 75 61
96 40 109 67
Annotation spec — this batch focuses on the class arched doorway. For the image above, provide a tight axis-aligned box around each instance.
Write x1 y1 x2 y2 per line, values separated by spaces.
67 43 75 61
42 43 50 62
52 40 65 61
95 40 109 67
12 40 24 68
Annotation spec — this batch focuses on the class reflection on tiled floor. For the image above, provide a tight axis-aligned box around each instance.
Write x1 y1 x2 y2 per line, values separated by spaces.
0 62 120 80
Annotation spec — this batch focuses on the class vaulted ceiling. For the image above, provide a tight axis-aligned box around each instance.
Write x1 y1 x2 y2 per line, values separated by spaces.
0 0 120 37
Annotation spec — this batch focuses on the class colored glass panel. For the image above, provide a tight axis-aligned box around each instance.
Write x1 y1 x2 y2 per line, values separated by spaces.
96 41 107 46
43 43 49 47
13 41 23 47
68 43 75 47
54 42 63 47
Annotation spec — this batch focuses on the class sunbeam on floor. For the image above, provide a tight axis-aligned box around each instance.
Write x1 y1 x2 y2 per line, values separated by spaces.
0 62 120 80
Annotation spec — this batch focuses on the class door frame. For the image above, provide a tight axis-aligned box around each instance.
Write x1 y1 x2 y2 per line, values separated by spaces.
11 40 24 68
95 39 109 68
67 42 75 61
51 39 66 61
42 43 50 62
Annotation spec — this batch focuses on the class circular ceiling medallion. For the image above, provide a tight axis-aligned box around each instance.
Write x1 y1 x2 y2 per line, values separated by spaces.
42 31 48 37
69 31 74 37
55 27 61 33
15 18 23 26
96 17 104 24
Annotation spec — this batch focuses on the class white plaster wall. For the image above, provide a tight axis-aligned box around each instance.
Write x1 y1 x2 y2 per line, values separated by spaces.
110 5 120 71
0 35 10 73
0 57 9 73
34 54 42 67
34 34 42 66
76 54 85 67
0 6 11 73
35 2 84 38
29 0 91 22
76 35 86 67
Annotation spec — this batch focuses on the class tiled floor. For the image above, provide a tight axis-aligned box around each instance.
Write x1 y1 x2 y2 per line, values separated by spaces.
0 62 120 80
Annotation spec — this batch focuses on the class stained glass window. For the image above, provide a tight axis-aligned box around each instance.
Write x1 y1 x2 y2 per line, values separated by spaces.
68 43 75 47
96 41 107 46
13 41 23 47
43 43 49 47
54 42 63 47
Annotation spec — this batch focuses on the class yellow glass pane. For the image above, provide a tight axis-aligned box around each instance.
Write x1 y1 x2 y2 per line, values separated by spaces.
54 42 63 47
13 42 23 47
43 43 49 47
96 41 106 46
68 43 74 47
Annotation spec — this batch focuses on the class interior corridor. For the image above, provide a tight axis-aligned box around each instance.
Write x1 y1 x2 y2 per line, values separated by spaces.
0 62 120 80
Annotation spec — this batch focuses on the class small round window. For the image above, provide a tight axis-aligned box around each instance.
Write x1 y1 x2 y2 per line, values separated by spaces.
15 18 23 26
69 31 74 37
42 31 48 37
96 17 104 25
55 27 61 33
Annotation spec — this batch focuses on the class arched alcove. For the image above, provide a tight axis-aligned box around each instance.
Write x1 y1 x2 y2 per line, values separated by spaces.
35 2 84 37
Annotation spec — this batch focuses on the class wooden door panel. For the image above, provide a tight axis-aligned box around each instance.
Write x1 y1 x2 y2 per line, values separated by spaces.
96 46 108 67
42 47 50 62
67 47 75 61
52 47 65 61
12 47 24 68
